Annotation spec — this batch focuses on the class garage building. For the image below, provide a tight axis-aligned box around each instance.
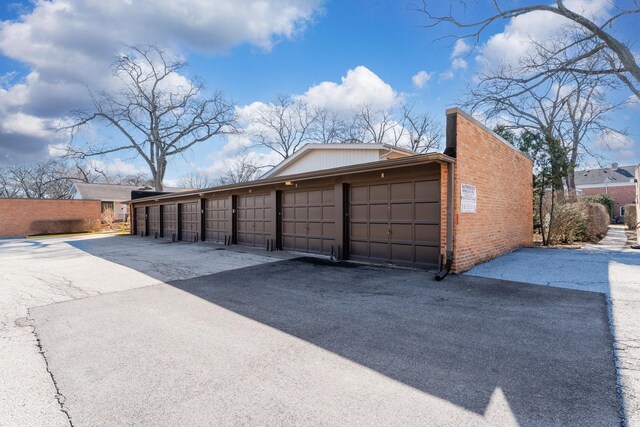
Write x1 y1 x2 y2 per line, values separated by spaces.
129 109 533 274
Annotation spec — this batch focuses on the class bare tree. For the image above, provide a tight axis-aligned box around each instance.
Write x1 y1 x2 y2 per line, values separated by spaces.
218 155 262 185
312 108 349 144
178 171 215 189
416 0 640 99
64 45 238 190
250 95 318 159
402 104 443 152
357 105 404 145
0 159 75 199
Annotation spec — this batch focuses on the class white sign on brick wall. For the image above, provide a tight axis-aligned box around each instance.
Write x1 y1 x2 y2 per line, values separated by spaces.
460 183 476 213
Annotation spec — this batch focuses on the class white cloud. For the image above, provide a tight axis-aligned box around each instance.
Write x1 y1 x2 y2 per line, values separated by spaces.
87 158 148 176
477 0 612 68
411 70 433 89
302 66 399 114
451 39 471 58
596 130 634 150
438 70 455 82
0 0 324 164
451 58 468 71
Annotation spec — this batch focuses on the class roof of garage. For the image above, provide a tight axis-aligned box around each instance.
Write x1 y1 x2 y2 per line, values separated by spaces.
129 152 454 204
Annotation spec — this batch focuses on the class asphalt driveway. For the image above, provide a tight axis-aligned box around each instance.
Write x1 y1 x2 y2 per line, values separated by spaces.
1 235 622 426
32 255 619 426
466 225 640 425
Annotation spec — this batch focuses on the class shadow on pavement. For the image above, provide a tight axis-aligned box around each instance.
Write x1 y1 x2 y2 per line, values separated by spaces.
65 236 621 426
166 257 619 426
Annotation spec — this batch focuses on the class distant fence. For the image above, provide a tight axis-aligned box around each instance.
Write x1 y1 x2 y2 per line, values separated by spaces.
0 199 101 237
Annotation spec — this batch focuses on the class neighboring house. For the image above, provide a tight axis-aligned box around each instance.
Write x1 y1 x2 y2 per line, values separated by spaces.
261 143 416 178
71 183 188 221
575 163 638 221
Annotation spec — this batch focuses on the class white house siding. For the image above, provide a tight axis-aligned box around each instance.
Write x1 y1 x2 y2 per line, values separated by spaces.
274 149 383 177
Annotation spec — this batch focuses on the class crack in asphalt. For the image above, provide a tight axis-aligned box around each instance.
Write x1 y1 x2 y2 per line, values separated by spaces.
26 310 73 427
606 293 628 427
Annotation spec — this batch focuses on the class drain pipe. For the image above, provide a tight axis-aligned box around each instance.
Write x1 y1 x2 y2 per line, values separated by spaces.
436 161 454 281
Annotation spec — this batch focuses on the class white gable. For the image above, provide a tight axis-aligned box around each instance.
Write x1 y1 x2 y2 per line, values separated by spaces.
264 143 415 178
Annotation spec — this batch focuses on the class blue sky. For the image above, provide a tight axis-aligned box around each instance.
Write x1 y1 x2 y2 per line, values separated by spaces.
0 0 638 183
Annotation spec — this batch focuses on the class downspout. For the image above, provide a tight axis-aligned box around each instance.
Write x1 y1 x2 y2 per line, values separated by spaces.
436 109 458 281
435 160 454 281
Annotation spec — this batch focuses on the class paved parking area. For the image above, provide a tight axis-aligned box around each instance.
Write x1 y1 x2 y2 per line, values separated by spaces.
0 235 280 426
1 235 623 426
466 226 640 425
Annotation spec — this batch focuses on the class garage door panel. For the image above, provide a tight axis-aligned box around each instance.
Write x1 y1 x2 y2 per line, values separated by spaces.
294 207 307 220
295 192 307 204
350 205 368 221
308 206 322 220
322 223 335 236
415 180 440 201
322 206 335 220
391 223 412 241
415 246 441 267
369 242 389 260
370 223 389 240
415 202 440 222
391 203 412 220
369 204 389 221
308 238 323 253
391 244 413 262
351 186 368 202
350 223 368 239
369 184 389 202
350 241 368 257
322 189 335 204
390 182 412 200
416 224 439 241
282 222 295 234
307 222 322 236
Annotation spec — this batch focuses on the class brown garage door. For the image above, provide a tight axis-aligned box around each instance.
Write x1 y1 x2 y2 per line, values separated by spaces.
237 193 271 246
162 204 177 240
135 207 146 236
180 202 200 242
205 197 228 243
282 188 335 255
147 206 160 237
349 179 440 268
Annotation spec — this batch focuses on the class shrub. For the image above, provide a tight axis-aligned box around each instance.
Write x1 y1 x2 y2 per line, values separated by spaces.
625 204 638 230
582 194 614 221
82 218 102 233
101 208 116 228
548 202 609 244
583 202 609 241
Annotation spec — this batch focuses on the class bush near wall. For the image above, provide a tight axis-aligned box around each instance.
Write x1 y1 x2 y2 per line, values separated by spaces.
625 204 638 231
582 194 614 221
548 202 609 244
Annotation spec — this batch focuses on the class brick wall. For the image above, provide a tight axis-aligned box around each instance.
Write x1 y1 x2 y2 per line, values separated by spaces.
0 199 101 237
579 185 635 220
448 109 533 273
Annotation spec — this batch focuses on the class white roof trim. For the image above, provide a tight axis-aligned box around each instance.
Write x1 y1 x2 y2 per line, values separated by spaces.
261 143 415 178
576 181 635 189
